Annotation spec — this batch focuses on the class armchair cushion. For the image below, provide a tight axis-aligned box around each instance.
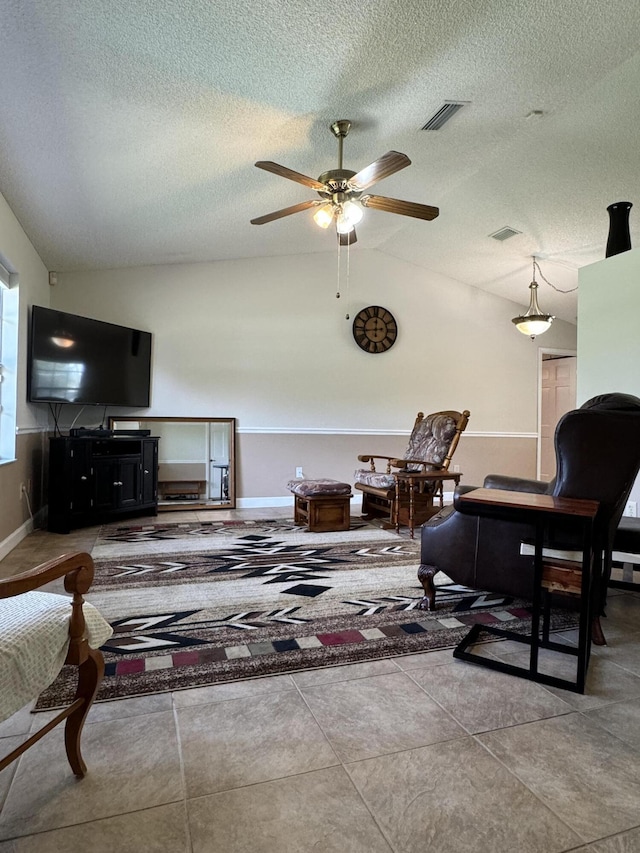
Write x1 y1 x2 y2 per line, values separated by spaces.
404 412 460 470
0 591 112 722
353 469 397 490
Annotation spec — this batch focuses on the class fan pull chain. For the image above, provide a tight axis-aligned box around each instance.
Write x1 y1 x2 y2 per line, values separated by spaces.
345 236 350 320
336 235 341 300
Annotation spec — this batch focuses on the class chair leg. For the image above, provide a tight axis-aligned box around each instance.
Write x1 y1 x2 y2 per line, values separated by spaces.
65 648 105 778
591 615 606 646
417 563 438 610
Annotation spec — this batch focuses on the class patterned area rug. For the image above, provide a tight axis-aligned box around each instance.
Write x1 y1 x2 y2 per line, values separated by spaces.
36 518 580 709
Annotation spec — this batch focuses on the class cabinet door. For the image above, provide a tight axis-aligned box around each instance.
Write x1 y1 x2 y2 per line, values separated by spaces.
141 440 158 505
93 458 117 511
69 443 93 515
117 458 141 508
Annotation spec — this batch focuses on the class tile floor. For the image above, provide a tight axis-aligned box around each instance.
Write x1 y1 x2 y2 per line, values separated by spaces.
1 508 640 852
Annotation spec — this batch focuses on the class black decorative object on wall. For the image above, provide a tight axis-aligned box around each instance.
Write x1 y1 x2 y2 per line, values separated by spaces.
606 201 632 258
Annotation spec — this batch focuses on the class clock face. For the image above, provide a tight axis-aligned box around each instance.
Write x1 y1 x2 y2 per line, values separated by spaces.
352 306 398 354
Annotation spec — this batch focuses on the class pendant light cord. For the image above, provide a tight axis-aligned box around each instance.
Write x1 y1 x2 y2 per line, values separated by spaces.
533 258 577 293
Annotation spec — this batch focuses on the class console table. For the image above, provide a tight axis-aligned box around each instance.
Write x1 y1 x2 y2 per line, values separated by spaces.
453 487 599 694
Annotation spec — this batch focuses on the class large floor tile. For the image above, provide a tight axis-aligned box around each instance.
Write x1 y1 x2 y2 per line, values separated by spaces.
571 826 640 851
177 689 338 797
0 711 183 840
290 657 400 688
584 696 640 750
300 670 464 762
4 802 190 852
492 646 640 710
188 765 393 853
589 633 640 677
0 705 34 739
388 648 456 671
601 595 640 634
172 672 295 707
478 713 640 842
0 738 22 811
346 736 580 853
410 658 573 733
30 692 173 730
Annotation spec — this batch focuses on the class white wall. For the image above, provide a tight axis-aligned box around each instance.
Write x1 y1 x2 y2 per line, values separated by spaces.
577 248 640 403
578 247 640 507
53 250 577 434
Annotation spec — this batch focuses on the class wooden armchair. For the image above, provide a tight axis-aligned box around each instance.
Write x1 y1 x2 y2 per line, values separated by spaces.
0 552 112 777
354 409 470 529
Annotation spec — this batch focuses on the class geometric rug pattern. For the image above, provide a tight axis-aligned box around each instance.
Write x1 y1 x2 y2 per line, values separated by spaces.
35 518 580 709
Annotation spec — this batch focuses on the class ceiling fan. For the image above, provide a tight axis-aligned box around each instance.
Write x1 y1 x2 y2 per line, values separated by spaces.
250 120 439 245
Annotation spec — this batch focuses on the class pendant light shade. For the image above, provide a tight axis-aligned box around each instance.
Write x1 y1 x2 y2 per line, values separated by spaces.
512 258 555 339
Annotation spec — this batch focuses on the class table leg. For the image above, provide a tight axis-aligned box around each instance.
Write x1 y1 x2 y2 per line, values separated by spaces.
409 478 415 539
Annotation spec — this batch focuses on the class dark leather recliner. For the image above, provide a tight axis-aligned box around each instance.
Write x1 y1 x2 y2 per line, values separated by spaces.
418 393 640 643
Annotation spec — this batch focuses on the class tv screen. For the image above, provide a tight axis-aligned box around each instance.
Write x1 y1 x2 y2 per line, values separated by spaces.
28 306 152 407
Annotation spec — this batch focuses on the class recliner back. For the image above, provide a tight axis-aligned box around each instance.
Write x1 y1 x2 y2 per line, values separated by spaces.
552 395 640 537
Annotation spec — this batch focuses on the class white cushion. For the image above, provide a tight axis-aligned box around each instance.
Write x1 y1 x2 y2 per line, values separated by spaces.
0 591 113 722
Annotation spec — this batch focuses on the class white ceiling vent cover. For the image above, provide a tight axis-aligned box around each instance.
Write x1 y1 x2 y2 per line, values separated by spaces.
421 102 468 130
489 226 522 241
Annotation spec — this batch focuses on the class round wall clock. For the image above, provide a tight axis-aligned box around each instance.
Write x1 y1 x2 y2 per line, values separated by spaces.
352 305 398 354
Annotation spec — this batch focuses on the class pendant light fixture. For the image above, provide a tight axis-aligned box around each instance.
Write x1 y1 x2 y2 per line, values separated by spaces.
512 257 555 339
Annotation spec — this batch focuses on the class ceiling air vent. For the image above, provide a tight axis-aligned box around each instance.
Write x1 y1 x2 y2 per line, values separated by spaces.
421 102 467 131
489 226 522 241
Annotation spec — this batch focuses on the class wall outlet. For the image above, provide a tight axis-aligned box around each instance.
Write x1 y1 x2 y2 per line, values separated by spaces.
19 482 26 500
295 466 304 478
453 464 460 473
624 500 637 517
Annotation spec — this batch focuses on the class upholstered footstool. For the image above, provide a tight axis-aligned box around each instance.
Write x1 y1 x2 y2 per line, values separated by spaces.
287 479 352 532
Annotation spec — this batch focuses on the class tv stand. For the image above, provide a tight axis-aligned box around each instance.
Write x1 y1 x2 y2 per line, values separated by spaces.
48 436 159 533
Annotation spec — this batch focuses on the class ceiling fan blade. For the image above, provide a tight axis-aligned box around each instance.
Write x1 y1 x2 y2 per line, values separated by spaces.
339 228 357 246
250 199 323 225
360 194 439 221
348 151 411 191
255 161 326 191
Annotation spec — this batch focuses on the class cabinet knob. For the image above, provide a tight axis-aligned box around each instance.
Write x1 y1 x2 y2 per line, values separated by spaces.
80 475 87 481
144 469 149 474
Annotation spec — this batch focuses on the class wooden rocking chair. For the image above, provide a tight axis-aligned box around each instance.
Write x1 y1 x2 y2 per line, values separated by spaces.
354 409 470 530
0 552 112 777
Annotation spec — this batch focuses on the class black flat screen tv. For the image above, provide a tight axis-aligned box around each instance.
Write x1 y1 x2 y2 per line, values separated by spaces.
28 306 152 407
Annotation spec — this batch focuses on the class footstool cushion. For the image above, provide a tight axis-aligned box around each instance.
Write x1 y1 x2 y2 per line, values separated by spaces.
287 479 352 532
287 479 352 497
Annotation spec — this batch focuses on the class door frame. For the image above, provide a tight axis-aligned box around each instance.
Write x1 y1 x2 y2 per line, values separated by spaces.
537 347 577 479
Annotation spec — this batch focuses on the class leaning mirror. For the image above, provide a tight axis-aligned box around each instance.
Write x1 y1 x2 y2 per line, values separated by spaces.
109 417 235 511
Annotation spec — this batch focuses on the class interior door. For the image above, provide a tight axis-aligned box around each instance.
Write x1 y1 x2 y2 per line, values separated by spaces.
540 355 577 481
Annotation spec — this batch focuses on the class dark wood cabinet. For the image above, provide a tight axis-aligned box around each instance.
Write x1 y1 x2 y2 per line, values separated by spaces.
48 436 159 533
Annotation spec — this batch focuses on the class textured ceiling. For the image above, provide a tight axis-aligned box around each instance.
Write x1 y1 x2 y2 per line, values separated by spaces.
2 0 640 323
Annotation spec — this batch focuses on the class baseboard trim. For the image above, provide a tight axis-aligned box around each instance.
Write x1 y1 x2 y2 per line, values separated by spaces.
235 493 455 511
0 518 34 562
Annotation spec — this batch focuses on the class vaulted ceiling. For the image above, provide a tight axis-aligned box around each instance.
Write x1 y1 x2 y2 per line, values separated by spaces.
2 0 640 324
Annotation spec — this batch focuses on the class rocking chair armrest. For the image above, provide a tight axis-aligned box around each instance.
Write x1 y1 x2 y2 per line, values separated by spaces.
0 552 95 599
391 458 444 471
357 454 396 473
0 552 97 667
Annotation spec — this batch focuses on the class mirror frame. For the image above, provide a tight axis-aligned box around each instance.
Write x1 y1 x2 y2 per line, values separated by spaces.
109 416 236 511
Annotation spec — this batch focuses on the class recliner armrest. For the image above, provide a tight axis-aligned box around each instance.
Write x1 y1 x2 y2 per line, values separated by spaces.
482 474 550 494
453 484 481 510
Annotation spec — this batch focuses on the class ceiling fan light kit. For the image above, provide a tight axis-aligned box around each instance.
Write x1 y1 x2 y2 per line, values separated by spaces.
251 120 439 244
